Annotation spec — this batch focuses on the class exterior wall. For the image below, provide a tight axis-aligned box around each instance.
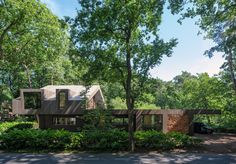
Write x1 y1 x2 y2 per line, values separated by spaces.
112 110 195 134
36 109 219 134
40 100 84 114
12 99 21 115
13 88 105 115
12 89 41 115
167 113 191 134
38 114 84 131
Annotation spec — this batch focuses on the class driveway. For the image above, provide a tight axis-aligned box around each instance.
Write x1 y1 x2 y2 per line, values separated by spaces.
195 133 236 153
0 152 236 164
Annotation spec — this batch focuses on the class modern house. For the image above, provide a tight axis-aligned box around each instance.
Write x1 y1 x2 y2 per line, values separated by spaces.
12 85 220 133
12 85 105 131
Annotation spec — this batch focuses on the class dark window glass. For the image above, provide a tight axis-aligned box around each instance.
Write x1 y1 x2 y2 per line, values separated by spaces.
53 117 76 125
141 115 162 130
58 91 66 109
112 117 128 126
24 92 41 109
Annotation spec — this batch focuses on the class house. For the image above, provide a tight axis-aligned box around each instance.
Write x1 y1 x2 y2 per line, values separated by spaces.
12 85 220 133
12 85 105 131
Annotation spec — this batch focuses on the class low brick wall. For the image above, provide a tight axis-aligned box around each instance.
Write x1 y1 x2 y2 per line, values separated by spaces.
167 114 191 134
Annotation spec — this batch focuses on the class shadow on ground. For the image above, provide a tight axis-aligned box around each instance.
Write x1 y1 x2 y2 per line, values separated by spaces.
195 133 236 153
0 152 236 164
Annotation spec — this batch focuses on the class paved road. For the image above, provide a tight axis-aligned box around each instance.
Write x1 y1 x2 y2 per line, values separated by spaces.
0 152 236 164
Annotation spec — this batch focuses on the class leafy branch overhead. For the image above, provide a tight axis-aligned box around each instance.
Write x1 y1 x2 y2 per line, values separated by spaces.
69 0 177 101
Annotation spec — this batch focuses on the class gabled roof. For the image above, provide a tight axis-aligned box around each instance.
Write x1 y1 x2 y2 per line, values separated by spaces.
41 85 104 101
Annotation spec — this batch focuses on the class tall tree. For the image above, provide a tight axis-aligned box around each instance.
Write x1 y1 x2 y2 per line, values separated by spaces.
173 0 236 94
69 0 177 150
0 0 69 89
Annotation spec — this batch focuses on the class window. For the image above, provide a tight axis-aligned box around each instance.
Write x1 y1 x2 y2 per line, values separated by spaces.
141 115 162 130
53 117 76 125
24 92 41 109
112 117 128 126
57 90 68 109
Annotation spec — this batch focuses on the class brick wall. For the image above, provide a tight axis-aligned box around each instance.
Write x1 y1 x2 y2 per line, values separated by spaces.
167 114 190 133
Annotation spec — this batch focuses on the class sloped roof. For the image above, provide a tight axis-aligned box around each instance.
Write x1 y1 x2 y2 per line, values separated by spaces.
41 85 103 101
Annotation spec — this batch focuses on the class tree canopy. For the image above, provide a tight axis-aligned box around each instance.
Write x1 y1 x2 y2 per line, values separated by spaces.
0 0 73 96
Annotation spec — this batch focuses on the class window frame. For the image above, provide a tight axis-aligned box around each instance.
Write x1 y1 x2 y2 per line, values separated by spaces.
53 117 77 126
56 89 68 110
141 114 163 130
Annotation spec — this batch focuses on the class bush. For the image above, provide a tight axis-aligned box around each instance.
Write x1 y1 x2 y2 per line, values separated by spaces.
82 109 113 131
167 132 201 148
0 121 36 135
135 130 201 150
0 123 201 152
0 129 83 151
83 129 129 151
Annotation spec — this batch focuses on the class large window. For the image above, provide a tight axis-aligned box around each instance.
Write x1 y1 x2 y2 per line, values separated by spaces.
57 90 67 109
24 92 41 109
53 117 76 125
112 117 128 126
141 114 162 130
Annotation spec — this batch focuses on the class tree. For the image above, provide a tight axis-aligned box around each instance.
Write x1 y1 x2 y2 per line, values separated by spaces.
69 0 178 151
174 0 236 94
0 0 69 89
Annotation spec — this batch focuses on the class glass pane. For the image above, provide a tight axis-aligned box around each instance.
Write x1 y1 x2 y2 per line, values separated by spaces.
53 117 76 125
141 115 163 130
24 92 41 109
59 92 66 109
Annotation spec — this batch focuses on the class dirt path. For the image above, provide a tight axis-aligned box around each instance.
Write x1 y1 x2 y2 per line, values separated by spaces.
195 133 236 153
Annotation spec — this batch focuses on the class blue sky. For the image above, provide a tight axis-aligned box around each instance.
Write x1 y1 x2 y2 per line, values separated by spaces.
41 0 225 81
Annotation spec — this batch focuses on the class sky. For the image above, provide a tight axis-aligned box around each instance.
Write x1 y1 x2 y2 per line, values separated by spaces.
41 0 225 81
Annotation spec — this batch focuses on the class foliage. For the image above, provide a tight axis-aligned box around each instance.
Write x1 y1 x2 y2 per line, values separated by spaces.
110 97 127 109
69 0 178 150
0 0 77 98
0 129 83 151
0 125 200 152
0 85 12 104
82 109 113 131
0 121 36 135
82 129 129 151
69 0 177 91
135 130 201 150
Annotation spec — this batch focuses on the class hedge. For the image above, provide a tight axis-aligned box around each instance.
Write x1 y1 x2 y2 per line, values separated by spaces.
0 121 36 135
0 129 83 151
0 122 201 151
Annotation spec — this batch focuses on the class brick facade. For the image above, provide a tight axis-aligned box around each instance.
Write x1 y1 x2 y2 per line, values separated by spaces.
167 114 191 133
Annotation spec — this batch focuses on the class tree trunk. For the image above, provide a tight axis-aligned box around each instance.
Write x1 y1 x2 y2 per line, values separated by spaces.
227 49 236 95
23 64 32 88
125 39 135 151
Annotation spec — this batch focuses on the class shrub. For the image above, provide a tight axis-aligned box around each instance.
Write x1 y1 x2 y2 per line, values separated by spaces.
166 132 201 148
0 124 201 152
82 109 113 131
0 121 36 134
135 130 201 150
0 129 83 151
83 129 129 151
